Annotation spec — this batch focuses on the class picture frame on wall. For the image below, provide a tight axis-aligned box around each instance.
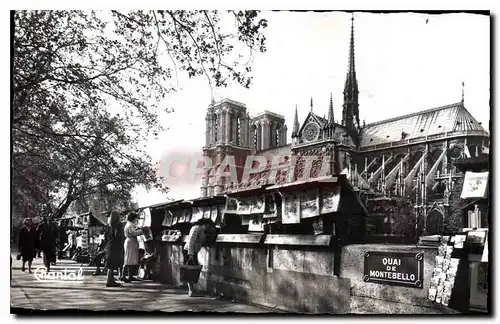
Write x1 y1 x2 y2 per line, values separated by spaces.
248 214 264 232
282 193 300 224
171 210 179 225
265 194 276 214
203 206 211 219
191 207 203 223
236 198 251 215
226 197 238 213
210 205 219 223
320 187 341 214
251 195 265 214
184 208 192 223
312 216 324 235
176 209 184 223
162 210 172 227
300 189 319 219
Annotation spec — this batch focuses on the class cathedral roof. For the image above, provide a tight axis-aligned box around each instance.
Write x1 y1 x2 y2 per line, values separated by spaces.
359 102 488 148
257 144 292 158
313 113 328 125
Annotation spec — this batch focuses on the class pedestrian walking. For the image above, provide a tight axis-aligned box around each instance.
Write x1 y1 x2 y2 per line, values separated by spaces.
18 218 37 273
183 218 214 297
67 230 77 259
57 224 68 259
34 223 42 258
38 217 58 271
104 211 124 287
92 229 108 276
121 212 143 283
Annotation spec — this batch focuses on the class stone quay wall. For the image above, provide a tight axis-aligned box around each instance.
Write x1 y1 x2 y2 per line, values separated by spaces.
153 239 455 314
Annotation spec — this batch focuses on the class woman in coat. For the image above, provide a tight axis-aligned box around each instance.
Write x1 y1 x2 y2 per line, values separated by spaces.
18 218 36 273
121 212 143 283
104 211 125 287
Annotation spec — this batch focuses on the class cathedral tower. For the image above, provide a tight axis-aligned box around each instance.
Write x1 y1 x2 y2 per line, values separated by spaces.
201 99 251 197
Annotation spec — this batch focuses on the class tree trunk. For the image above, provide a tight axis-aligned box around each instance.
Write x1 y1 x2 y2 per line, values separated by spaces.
52 198 73 220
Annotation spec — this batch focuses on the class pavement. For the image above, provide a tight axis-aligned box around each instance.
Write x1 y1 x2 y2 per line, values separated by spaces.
10 252 281 314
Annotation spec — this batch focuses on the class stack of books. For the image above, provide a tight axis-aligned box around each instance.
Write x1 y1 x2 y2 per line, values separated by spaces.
419 235 441 247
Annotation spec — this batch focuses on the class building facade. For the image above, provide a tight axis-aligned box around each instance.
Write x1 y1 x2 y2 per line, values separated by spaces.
200 17 490 239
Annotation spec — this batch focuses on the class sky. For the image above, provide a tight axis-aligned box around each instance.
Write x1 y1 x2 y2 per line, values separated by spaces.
132 11 490 207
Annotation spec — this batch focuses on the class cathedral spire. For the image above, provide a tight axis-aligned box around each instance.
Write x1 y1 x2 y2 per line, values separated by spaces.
342 12 360 140
292 105 300 138
310 97 313 112
348 13 356 75
328 93 334 124
461 81 465 105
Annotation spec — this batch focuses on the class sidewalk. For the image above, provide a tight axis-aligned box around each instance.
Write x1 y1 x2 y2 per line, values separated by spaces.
10 253 281 313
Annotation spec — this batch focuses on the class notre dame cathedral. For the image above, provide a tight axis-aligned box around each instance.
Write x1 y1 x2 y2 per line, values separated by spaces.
200 16 489 240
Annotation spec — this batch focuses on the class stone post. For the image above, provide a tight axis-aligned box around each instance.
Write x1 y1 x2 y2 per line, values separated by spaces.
225 109 231 144
256 121 262 151
221 108 226 144
247 114 252 149
240 114 247 147
208 113 214 147
250 124 256 151
205 114 210 147
235 113 240 145
270 121 276 148
261 119 269 150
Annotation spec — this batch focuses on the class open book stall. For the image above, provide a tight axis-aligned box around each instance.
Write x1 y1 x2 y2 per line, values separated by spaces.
427 229 488 313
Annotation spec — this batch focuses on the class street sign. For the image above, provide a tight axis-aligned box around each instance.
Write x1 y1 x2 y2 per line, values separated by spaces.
363 251 424 288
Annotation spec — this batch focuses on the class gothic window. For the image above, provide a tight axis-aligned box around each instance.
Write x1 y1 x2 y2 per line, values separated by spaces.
228 115 233 143
269 123 274 148
276 127 280 147
237 118 241 145
253 127 258 149
449 146 462 159
214 115 218 143
425 209 443 235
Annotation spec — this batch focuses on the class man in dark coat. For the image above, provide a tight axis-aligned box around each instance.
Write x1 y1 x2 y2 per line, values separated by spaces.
38 217 58 271
104 211 125 287
18 218 37 273
34 221 42 258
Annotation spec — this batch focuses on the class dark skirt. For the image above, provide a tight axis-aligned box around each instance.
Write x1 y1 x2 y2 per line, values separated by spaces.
42 245 56 263
105 253 123 270
105 240 124 270
104 225 125 270
21 247 35 262
18 228 36 262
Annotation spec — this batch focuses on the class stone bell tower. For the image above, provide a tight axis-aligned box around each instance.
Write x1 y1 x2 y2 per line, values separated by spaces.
201 99 251 197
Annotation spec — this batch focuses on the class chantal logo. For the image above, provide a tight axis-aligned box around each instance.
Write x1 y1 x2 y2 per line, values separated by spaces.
34 267 84 283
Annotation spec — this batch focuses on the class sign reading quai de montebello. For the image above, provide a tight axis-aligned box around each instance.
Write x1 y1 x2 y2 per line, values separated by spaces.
363 251 424 288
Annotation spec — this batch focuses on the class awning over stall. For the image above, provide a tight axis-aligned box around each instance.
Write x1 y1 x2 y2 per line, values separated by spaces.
89 212 107 227
266 175 342 191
